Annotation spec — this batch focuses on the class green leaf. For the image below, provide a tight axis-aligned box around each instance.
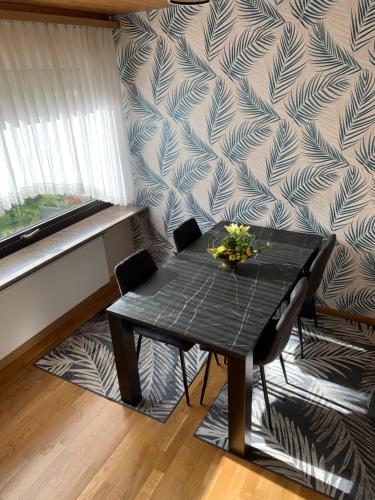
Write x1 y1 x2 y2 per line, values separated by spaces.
302 123 349 169
163 190 184 237
128 121 157 158
321 245 355 299
287 74 349 125
118 42 151 85
204 0 235 61
177 37 216 81
295 205 330 237
360 252 375 285
310 21 361 76
166 80 208 123
158 120 179 176
172 160 211 194
185 193 215 232
339 70 375 150
237 163 275 202
350 0 375 52
181 122 217 161
127 83 163 122
269 23 304 104
222 122 271 164
355 135 375 173
345 216 375 252
281 166 338 206
291 0 336 28
237 0 284 29
151 37 175 105
237 79 279 124
206 78 234 145
221 28 275 81
223 199 269 224
329 167 367 231
160 6 200 40
208 160 234 216
267 200 293 229
135 157 169 192
336 288 375 315
119 13 157 43
266 120 298 186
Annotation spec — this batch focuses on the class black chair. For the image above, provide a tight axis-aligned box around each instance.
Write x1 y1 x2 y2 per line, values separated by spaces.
114 249 195 405
173 218 202 253
201 277 309 432
298 234 336 358
173 219 221 371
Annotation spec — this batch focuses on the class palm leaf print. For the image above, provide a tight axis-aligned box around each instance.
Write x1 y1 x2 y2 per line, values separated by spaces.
143 218 173 263
120 13 157 43
130 216 144 249
128 121 157 158
163 190 184 237
172 160 211 194
337 288 375 315
223 199 269 223
345 216 375 252
118 42 151 85
291 0 336 28
339 71 375 150
166 80 208 123
355 135 375 173
208 160 234 216
151 37 175 105
135 157 168 192
330 167 367 231
281 166 338 206
160 5 200 40
185 193 215 232
360 252 375 285
310 22 361 76
350 0 375 52
370 42 375 67
237 0 284 29
238 79 279 124
135 188 164 208
222 122 271 164
296 205 331 236
321 246 356 299
158 120 179 176
267 200 293 229
177 37 216 81
127 83 162 122
302 123 349 169
207 78 234 145
269 23 304 104
147 10 158 22
286 74 349 125
204 0 235 62
221 29 275 81
266 120 298 186
237 163 275 202
181 122 217 161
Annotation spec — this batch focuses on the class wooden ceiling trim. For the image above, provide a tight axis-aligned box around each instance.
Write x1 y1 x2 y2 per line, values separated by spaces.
0 9 119 27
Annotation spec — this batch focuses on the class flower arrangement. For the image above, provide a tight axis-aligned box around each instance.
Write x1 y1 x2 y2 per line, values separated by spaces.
208 223 271 267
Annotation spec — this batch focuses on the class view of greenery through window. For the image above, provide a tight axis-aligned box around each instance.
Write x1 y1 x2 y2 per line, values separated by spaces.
0 194 92 240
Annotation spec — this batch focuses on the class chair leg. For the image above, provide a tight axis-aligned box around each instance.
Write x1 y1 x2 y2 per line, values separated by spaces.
179 349 190 406
214 353 220 366
260 365 272 430
279 354 288 384
297 315 304 359
200 352 212 405
136 335 142 361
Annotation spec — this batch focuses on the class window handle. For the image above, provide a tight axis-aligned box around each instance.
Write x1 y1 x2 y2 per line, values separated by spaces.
20 228 40 240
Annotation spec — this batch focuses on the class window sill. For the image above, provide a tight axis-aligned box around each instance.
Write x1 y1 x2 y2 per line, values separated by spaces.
0 205 145 292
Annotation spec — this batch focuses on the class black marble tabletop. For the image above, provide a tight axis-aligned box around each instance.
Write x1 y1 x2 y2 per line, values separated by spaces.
107 223 322 358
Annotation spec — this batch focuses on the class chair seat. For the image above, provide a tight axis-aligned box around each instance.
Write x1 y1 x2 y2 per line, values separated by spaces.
134 325 194 352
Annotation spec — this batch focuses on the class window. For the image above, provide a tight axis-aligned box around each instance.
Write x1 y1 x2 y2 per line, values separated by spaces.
0 196 110 259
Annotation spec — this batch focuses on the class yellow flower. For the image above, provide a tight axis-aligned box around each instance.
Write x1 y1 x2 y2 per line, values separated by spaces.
229 254 237 261
217 245 226 253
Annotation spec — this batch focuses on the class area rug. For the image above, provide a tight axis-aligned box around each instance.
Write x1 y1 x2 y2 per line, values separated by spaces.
195 315 375 500
35 311 208 422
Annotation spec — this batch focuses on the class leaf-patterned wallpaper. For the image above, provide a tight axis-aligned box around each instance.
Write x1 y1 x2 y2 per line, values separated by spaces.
113 0 375 318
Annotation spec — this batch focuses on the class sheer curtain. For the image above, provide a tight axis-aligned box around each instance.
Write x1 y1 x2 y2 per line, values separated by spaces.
0 21 134 209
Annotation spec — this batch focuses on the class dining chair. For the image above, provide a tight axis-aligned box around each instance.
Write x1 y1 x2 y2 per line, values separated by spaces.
114 249 195 405
173 218 202 253
201 277 309 432
298 234 336 358
173 218 221 369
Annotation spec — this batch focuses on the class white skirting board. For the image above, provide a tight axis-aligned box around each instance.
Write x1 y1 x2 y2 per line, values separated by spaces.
0 237 110 361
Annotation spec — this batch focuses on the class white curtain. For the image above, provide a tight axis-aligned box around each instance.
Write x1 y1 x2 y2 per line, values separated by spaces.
0 21 134 209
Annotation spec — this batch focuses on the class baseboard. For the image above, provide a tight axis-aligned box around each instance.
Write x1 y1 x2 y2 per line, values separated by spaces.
0 277 119 373
316 305 375 326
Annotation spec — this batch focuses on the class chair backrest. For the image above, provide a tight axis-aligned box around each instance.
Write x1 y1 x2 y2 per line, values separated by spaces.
306 234 336 299
114 249 157 296
173 218 202 253
254 277 308 366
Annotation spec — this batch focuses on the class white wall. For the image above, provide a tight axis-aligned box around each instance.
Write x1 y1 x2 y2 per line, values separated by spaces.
0 220 133 361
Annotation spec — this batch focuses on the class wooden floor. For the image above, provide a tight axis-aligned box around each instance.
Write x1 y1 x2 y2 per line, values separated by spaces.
0 299 323 500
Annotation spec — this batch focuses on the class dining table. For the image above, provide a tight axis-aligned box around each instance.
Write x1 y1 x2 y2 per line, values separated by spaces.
106 222 322 458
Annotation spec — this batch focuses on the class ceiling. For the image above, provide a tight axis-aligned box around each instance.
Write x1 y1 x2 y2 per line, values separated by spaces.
0 0 172 14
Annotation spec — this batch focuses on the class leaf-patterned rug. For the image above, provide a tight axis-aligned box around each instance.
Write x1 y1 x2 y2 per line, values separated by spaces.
195 315 375 500
35 312 208 422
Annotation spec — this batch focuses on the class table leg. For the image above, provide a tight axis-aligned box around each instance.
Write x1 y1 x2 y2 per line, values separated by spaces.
108 313 142 406
227 352 253 458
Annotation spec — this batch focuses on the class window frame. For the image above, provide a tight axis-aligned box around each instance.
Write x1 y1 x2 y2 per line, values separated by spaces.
0 199 111 259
